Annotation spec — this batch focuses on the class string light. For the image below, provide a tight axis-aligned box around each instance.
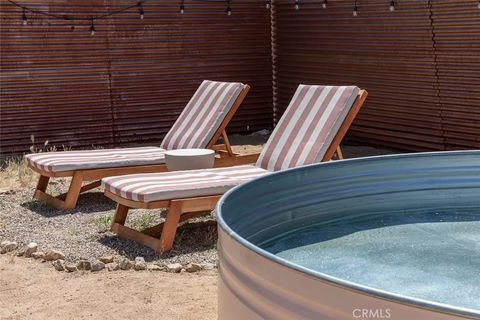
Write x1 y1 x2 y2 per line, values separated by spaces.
266 0 271 9
477 0 480 9
389 0 395 12
138 1 145 19
322 0 327 9
180 0 185 14
294 0 299 10
353 0 358 16
22 8 27 25
90 18 95 36
226 0 232 15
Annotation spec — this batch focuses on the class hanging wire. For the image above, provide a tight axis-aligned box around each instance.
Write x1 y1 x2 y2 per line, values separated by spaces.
8 0 233 22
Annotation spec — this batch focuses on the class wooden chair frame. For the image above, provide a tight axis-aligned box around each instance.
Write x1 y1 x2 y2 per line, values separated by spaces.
28 84 259 210
106 90 368 253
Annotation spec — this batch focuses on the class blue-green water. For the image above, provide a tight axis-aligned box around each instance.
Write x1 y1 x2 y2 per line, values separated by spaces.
262 210 480 311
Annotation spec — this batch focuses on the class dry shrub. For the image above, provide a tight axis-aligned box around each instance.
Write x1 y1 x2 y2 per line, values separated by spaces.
0 158 38 189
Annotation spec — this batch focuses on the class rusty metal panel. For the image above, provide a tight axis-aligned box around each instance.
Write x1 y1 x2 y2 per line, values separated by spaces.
0 0 272 157
432 0 480 150
272 0 479 151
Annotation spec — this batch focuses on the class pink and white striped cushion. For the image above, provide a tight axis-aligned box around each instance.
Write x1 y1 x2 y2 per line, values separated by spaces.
160 80 244 150
102 165 268 202
25 147 167 173
25 80 244 173
256 85 360 171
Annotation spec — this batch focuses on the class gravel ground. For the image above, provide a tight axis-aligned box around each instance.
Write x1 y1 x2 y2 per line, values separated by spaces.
0 134 397 266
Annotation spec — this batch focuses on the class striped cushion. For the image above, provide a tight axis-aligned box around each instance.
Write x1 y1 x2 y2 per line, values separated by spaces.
102 165 268 202
25 80 244 173
25 147 167 173
256 85 360 171
160 80 244 150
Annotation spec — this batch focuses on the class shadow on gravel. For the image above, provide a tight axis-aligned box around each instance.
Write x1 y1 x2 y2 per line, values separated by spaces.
21 191 115 217
97 221 218 262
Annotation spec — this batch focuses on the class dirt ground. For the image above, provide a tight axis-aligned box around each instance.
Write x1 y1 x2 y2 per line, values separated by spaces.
0 254 217 320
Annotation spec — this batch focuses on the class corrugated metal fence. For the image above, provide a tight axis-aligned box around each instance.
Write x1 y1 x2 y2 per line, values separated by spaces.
0 0 272 157
272 0 480 151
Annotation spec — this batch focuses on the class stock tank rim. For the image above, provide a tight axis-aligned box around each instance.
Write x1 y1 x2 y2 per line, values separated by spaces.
216 150 480 319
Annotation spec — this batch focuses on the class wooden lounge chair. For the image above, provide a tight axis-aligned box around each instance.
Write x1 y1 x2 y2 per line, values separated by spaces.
25 80 257 210
103 85 368 252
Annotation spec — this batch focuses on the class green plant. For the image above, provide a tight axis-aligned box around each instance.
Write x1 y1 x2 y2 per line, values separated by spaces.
93 215 112 232
129 213 155 230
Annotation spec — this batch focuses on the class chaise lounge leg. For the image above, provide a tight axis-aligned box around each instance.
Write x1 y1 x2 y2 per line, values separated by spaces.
335 146 344 160
112 203 129 228
35 175 50 194
158 201 183 252
62 172 84 209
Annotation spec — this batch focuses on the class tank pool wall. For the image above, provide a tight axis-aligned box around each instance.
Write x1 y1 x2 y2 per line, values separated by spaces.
217 151 480 320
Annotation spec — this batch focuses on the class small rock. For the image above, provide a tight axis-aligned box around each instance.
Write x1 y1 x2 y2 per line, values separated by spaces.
76 260 91 271
166 263 183 273
0 188 13 195
65 264 77 272
52 259 65 271
31 252 45 260
91 260 105 272
147 264 162 271
201 263 215 270
44 249 65 261
119 258 133 270
185 263 202 273
24 243 38 258
134 257 147 271
0 241 18 254
99 256 114 264
105 262 119 271
16 248 26 257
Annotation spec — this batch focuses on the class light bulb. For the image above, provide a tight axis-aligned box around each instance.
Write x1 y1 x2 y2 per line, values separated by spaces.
353 7 358 16
322 0 327 9
389 0 395 11
90 19 95 36
22 9 27 25
295 0 299 10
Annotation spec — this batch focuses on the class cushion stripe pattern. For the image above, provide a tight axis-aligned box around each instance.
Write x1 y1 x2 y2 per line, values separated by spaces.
24 80 244 173
102 165 268 202
256 85 360 171
160 80 244 150
25 147 167 173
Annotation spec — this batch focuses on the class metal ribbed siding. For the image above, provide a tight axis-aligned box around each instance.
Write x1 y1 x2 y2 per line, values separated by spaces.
432 0 480 150
272 0 479 151
0 0 272 157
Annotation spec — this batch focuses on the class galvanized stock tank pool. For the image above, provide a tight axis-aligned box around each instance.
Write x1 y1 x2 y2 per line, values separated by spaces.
216 151 480 320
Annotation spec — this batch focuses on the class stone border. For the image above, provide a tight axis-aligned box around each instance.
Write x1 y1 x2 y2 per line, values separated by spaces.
1 240 216 274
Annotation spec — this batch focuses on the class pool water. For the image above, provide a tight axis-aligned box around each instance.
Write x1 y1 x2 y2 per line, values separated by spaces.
261 210 480 311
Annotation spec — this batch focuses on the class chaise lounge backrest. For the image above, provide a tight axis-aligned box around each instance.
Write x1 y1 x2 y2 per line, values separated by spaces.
160 80 245 150
256 85 360 171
